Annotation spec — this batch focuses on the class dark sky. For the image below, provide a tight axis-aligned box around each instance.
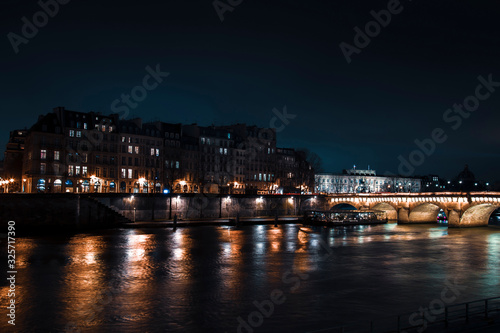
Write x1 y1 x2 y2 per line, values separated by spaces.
1 0 499 181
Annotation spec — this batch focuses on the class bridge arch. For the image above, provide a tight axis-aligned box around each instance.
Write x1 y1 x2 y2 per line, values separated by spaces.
459 204 500 227
330 202 360 210
372 202 398 220
408 202 445 224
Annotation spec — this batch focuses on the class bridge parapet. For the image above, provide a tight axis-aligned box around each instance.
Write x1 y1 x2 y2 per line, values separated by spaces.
325 192 500 227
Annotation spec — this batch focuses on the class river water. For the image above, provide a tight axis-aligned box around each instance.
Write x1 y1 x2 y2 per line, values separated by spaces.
1 224 500 332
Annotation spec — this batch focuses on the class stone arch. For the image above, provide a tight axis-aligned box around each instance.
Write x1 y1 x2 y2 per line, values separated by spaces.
459 204 500 227
330 202 360 210
408 203 444 224
489 207 500 226
372 202 398 220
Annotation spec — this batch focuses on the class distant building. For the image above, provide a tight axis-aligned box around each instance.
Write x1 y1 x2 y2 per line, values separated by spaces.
315 166 422 193
276 148 314 194
3 129 27 192
420 174 447 192
446 165 490 192
13 107 313 194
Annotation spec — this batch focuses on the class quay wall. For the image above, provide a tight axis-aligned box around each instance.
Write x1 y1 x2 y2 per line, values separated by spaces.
93 193 325 221
0 194 326 231
0 194 129 234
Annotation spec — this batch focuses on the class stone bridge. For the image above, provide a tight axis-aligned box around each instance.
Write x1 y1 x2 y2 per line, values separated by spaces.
323 192 500 227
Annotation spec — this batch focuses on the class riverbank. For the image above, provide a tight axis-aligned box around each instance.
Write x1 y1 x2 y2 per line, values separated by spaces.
124 216 302 228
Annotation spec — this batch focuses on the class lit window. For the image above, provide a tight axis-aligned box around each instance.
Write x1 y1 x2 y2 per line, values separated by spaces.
76 131 81 137
128 169 133 179
75 166 81 176
135 146 139 154
68 165 74 176
175 161 180 169
83 123 87 129
201 137 205 144
121 136 125 142
228 133 231 139
220 148 223 154
259 173 262 181
40 149 47 160
156 148 159 157
40 163 46 174
102 125 106 132
54 151 60 160
121 168 126 178
69 130 75 137
128 146 133 154
82 166 88 177
151 148 155 156
224 148 227 155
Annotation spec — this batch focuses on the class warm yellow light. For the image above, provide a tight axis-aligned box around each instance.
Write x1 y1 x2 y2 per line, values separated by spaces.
179 180 186 186
138 177 146 183
10 179 14 183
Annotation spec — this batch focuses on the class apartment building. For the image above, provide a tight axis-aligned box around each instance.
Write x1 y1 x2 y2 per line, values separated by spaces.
12 107 314 194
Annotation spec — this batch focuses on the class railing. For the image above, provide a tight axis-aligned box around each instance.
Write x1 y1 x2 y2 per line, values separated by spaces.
307 296 500 333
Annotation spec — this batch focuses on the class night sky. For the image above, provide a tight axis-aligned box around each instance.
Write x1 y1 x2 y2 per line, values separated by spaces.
1 0 499 181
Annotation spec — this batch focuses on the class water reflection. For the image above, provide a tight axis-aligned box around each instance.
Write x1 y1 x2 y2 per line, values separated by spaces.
0 224 499 332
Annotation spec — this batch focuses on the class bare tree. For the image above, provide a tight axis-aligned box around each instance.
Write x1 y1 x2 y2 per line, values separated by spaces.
297 148 323 173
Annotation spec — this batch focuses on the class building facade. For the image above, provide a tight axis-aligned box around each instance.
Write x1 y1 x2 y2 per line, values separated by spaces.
2 129 27 192
315 167 422 193
15 107 314 194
